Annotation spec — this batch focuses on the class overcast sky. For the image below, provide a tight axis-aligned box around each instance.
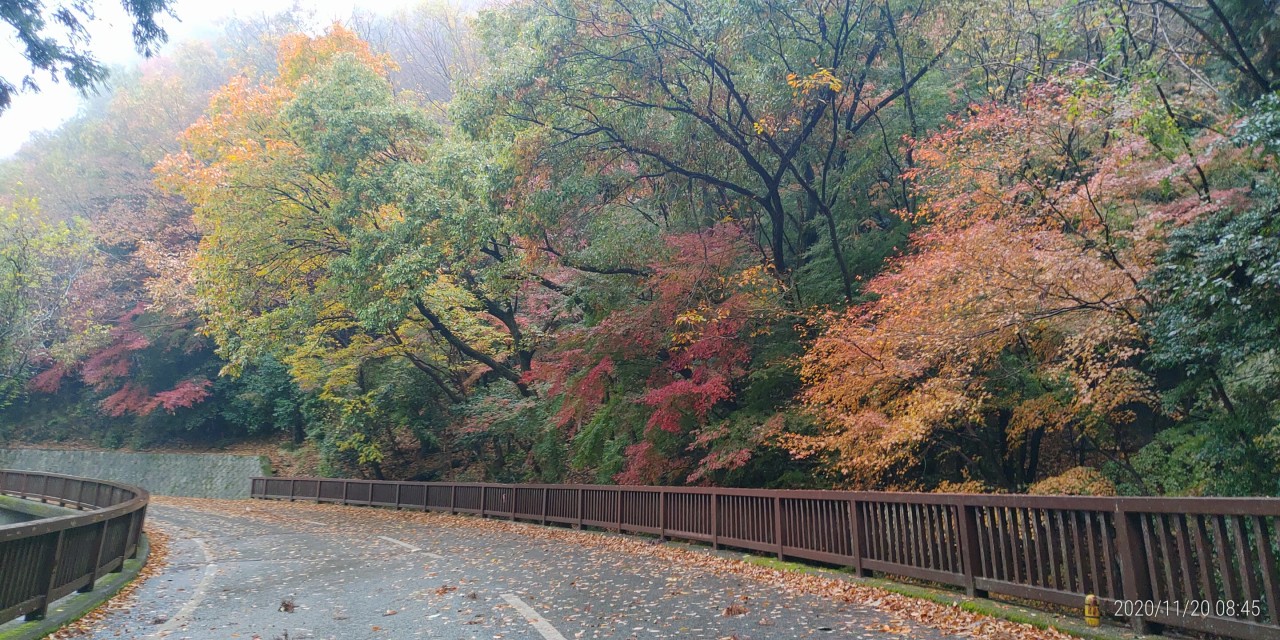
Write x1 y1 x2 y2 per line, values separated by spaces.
0 0 424 158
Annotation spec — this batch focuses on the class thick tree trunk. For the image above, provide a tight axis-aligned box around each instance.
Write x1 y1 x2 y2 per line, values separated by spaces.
766 194 788 275
413 297 532 396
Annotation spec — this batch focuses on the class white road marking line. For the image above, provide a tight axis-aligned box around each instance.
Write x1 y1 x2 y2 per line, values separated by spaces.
377 535 421 552
299 519 327 526
501 593 568 640
375 535 444 558
152 537 219 638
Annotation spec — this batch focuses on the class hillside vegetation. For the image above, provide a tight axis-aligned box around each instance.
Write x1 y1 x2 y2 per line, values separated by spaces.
2 0 1279 496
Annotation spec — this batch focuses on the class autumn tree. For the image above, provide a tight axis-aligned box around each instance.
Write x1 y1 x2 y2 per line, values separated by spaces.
7 0 1280 494
796 79 1249 491
159 26 553 474
516 222 788 484
460 0 968 304
0 41 249 445
0 200 93 410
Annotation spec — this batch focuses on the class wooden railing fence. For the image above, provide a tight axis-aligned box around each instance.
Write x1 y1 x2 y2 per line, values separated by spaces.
252 477 1280 640
0 470 149 624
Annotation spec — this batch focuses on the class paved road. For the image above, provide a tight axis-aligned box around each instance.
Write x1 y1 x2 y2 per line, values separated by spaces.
77 497 965 640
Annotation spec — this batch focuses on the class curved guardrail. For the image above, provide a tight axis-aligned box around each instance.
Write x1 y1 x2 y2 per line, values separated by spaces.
254 477 1280 640
0 470 149 624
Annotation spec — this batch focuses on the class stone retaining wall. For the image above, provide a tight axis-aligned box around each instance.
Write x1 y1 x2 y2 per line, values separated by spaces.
0 449 269 498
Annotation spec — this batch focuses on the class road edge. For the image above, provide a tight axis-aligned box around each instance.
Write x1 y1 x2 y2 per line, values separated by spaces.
716 548 1158 640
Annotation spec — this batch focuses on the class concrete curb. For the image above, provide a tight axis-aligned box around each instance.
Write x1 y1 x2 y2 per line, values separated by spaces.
0 495 76 520
0 534 151 640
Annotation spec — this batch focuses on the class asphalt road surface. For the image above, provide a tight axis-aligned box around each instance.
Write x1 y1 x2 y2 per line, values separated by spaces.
75 497 968 640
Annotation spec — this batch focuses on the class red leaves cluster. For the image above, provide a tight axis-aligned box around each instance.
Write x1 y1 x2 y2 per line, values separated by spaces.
556 356 615 429
152 378 213 412
641 375 734 434
98 378 213 417
613 441 685 485
101 385 160 417
627 225 768 439
32 303 213 417
530 223 780 483
82 326 151 390
28 363 71 394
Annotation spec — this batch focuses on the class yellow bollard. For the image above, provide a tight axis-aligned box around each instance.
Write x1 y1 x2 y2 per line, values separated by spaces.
1084 594 1101 627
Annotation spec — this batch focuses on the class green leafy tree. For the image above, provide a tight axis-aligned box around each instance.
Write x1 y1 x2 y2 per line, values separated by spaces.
160 27 539 472
1 0 177 113
1141 192 1280 495
0 199 93 408
459 0 966 304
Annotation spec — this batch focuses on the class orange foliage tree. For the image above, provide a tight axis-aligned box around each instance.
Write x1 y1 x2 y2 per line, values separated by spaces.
794 79 1243 490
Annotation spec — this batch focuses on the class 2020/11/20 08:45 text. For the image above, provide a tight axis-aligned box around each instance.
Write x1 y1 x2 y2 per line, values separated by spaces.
1113 600 1263 619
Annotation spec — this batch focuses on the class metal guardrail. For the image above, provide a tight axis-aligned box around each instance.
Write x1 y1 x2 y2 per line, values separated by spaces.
0 470 149 624
253 477 1280 640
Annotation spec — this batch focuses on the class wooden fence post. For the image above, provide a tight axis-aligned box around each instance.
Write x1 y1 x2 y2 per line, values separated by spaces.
711 492 719 550
576 489 584 530
108 515 126 574
774 496 784 560
615 488 623 533
1115 507 1155 634
127 507 145 559
849 498 867 577
957 503 987 597
78 520 110 593
27 530 66 620
659 490 666 540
